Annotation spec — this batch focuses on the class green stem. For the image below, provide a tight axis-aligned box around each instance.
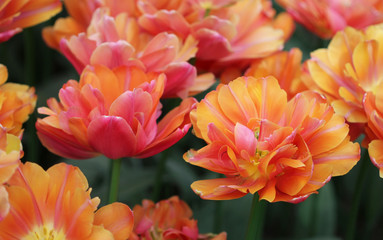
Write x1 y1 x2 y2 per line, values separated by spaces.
23 28 39 164
245 194 267 240
152 151 168 202
108 158 122 203
345 148 369 240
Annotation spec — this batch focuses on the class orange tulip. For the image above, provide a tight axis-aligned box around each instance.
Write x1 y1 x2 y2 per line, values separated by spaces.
306 24 383 140
184 76 360 202
244 48 308 99
0 162 134 239
0 0 62 42
0 64 36 137
276 0 383 39
129 196 226 240
36 65 196 159
0 126 22 220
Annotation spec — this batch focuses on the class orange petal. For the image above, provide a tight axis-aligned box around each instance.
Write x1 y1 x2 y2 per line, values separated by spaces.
191 178 247 200
94 202 134 240
369 139 383 177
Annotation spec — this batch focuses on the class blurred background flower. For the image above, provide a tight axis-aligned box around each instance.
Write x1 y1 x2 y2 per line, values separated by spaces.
0 0 62 42
276 0 383 39
130 196 226 240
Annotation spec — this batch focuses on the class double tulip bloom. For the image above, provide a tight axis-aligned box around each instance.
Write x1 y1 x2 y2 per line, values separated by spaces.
36 65 196 160
58 8 211 98
0 64 37 137
244 48 309 100
0 162 134 239
276 0 383 39
184 76 360 203
130 196 226 240
138 0 292 74
305 23 383 175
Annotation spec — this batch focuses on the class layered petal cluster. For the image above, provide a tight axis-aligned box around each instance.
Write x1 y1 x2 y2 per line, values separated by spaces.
0 0 62 42
184 76 360 202
0 64 37 137
129 196 226 240
0 162 134 239
363 83 383 177
305 24 383 140
139 0 293 73
0 126 23 220
276 0 383 39
59 9 210 98
244 48 308 99
36 64 196 160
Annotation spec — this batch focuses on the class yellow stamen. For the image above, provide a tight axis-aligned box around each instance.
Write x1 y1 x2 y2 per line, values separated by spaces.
23 225 66 240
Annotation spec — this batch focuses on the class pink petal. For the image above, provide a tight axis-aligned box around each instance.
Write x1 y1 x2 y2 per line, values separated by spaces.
36 118 98 159
90 41 138 69
234 122 257 156
60 34 97 73
138 10 190 38
162 62 196 98
87 116 137 159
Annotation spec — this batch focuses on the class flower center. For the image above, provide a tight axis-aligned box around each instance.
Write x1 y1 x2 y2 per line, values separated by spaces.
23 225 66 240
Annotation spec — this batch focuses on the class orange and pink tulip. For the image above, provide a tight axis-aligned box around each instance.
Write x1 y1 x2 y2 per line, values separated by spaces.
244 48 308 99
305 23 383 140
0 162 134 239
130 196 226 240
184 76 360 202
276 0 383 39
0 64 36 137
36 65 196 160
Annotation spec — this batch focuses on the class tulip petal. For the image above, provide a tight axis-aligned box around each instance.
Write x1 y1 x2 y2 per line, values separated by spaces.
369 140 383 177
191 178 247 200
36 118 99 159
88 116 137 159
94 202 134 240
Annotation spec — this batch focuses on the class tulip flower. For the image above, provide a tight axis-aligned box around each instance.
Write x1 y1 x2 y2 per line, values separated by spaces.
56 9 214 98
130 196 227 240
0 64 37 137
0 0 62 42
305 23 383 140
184 76 360 202
36 65 196 160
0 162 134 239
139 0 292 74
244 48 308 99
276 0 383 39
